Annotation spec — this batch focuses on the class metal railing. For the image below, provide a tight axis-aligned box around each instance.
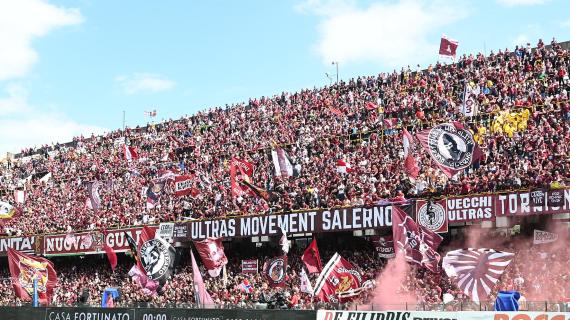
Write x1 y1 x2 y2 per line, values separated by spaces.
3 301 567 312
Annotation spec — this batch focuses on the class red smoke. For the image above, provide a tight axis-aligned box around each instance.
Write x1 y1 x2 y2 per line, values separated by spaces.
364 253 417 310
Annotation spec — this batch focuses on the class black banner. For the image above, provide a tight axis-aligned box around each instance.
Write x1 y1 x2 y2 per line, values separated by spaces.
0 307 316 320
173 204 402 241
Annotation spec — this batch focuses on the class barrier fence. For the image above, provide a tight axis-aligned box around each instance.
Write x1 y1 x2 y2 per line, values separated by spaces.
0 307 316 320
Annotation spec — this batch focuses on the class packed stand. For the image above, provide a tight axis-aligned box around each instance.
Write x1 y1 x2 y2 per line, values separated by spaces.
0 38 569 236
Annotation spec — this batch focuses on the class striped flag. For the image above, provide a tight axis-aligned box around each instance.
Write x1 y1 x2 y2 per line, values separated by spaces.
271 148 294 177
443 248 514 302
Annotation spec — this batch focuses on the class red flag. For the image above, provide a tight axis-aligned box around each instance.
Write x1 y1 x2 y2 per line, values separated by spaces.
365 102 377 111
302 239 322 273
404 155 420 179
415 122 483 177
230 157 254 197
402 128 414 158
7 248 58 305
191 249 214 306
439 36 458 57
263 256 288 288
194 238 228 277
330 107 344 117
313 253 372 303
443 248 514 302
103 244 118 271
392 206 443 273
174 174 195 197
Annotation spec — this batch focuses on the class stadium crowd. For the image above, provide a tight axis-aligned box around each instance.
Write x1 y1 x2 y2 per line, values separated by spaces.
0 232 568 309
0 38 569 236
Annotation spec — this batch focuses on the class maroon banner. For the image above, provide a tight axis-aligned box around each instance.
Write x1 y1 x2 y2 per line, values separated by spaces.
495 189 570 216
0 236 36 256
264 256 288 288
42 226 157 256
446 194 494 222
172 204 396 241
370 235 395 258
416 199 448 233
241 259 258 273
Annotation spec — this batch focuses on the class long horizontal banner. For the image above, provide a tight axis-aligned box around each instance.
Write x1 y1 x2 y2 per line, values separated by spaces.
0 307 316 320
173 204 398 241
317 310 570 320
41 226 157 256
495 188 569 217
0 236 36 256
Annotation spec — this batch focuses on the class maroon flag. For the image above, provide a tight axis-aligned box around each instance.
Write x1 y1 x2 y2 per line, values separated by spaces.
194 238 228 277
404 155 420 179
264 256 288 288
392 206 443 273
302 239 323 273
174 174 194 197
439 36 458 57
103 244 118 271
443 248 514 302
416 122 483 177
191 249 214 306
7 248 58 304
313 253 372 303
230 157 254 197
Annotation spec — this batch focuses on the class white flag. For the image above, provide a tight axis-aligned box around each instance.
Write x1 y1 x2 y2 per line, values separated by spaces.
461 83 480 117
279 226 290 254
533 230 558 245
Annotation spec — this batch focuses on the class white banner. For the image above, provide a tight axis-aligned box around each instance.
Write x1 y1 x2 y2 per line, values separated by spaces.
533 229 558 245
158 223 175 242
316 311 570 320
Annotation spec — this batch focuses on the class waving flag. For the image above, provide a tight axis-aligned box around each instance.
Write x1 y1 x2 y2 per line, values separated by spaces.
0 201 18 220
138 226 176 285
392 206 443 272
300 268 314 294
402 128 420 178
123 145 139 162
272 148 294 177
8 248 58 305
336 159 353 174
443 248 514 302
191 249 214 306
416 122 483 177
86 181 102 212
194 238 228 277
264 256 288 288
230 157 254 197
103 244 118 271
439 35 458 58
279 227 290 254
240 279 254 293
461 82 481 117
313 253 372 303
302 239 323 274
